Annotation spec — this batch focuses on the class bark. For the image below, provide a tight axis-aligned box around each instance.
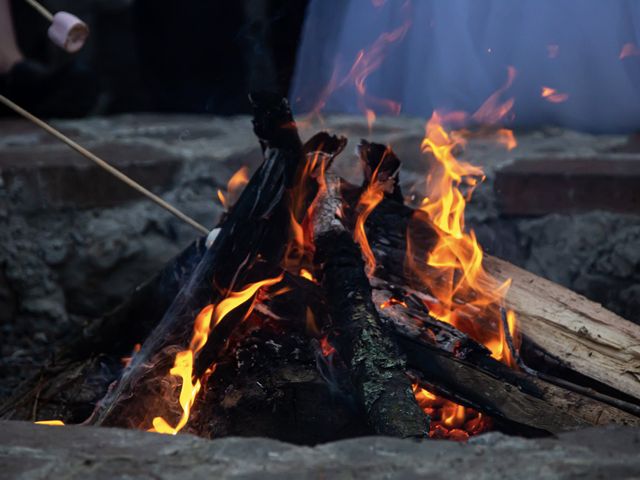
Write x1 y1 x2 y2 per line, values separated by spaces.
312 174 428 438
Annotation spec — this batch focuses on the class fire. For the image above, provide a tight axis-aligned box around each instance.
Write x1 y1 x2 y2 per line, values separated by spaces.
541 86 569 103
379 297 408 309
150 274 283 435
354 161 386 276
217 166 249 210
121 343 141 368
319 336 336 357
412 385 491 440
35 420 65 426
306 9 410 129
619 42 640 60
403 75 520 368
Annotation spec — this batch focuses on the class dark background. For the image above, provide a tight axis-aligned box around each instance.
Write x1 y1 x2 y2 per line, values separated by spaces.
10 0 309 114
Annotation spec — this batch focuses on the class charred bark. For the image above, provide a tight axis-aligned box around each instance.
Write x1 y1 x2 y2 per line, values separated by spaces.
312 175 428 438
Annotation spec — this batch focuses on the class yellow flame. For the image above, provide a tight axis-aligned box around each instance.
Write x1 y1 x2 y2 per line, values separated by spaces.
35 420 65 426
217 166 249 210
541 86 569 103
150 274 283 435
405 73 520 368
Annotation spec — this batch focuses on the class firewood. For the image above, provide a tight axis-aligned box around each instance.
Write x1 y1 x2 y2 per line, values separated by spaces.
372 282 640 433
312 174 428 438
484 257 640 401
90 92 308 428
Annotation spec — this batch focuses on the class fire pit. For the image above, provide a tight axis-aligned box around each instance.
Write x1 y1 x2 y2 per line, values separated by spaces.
2 93 639 446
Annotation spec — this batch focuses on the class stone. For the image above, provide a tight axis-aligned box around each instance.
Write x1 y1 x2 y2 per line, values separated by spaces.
1 421 639 479
494 157 640 216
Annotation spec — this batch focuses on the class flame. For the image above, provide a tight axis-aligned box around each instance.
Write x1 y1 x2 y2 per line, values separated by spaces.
619 42 640 60
379 297 408 309
412 384 491 440
121 343 141 368
35 420 65 426
150 274 283 435
320 336 336 357
306 10 410 128
541 86 569 104
300 268 316 282
354 161 386 276
217 166 249 210
405 81 520 367
472 66 516 124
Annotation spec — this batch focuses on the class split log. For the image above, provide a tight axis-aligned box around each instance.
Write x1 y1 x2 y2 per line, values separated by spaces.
361 186 640 404
371 282 640 433
484 257 640 402
312 174 428 438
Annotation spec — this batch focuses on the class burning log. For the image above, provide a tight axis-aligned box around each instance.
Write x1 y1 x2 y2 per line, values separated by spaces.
3 95 640 442
312 174 428 438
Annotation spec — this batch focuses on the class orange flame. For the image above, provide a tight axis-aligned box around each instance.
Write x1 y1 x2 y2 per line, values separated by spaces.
619 42 640 60
150 274 283 435
379 297 408 309
121 343 141 368
541 86 569 104
406 84 520 367
354 166 386 276
320 336 336 357
472 66 517 125
217 166 249 210
306 12 410 129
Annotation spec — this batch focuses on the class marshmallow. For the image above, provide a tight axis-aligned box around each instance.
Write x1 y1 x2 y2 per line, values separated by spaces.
47 12 89 53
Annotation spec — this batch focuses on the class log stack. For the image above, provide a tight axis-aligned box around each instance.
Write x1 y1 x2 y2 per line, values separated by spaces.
2 95 640 442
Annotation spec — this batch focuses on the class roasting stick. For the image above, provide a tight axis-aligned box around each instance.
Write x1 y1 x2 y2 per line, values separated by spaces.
0 95 210 235
24 0 53 21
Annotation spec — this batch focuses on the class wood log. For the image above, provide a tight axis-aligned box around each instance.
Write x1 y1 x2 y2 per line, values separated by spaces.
484 257 640 402
312 174 428 438
91 93 307 428
371 282 640 433
361 193 640 404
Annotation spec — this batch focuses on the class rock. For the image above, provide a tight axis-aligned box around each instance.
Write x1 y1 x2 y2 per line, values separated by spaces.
1 421 639 479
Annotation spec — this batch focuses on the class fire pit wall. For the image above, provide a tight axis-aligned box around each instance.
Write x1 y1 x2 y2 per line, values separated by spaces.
1 114 639 402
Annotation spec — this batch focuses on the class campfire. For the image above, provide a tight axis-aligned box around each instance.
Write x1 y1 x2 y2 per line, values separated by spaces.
2 92 640 444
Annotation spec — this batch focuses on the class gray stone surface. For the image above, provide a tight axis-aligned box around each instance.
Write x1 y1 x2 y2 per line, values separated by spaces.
1 421 639 479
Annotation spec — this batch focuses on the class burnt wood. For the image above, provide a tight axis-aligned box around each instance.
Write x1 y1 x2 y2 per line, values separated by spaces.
312 174 428 438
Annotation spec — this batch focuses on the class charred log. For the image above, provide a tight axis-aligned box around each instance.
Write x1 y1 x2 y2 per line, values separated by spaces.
312 174 428 438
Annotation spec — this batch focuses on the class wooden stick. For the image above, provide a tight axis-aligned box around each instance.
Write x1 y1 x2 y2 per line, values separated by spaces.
23 0 53 22
0 95 209 235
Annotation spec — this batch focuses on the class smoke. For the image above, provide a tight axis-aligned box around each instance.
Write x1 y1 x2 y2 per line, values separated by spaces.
291 0 640 133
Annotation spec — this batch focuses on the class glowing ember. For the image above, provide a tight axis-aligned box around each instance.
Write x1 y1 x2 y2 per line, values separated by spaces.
319 336 336 358
412 384 491 440
541 86 569 103
150 274 283 435
217 166 249 210
379 297 408 309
